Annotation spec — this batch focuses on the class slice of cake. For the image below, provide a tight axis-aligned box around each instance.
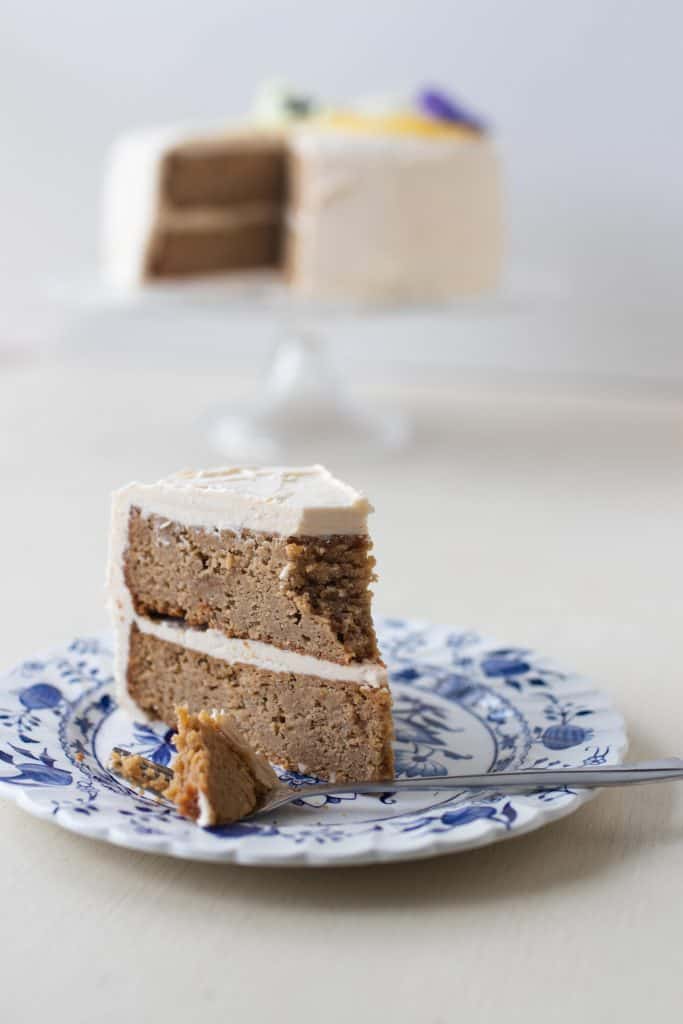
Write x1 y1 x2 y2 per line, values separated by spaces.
165 707 278 826
107 466 394 782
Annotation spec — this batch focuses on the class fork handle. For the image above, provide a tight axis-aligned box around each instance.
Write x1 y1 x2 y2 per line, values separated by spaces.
290 759 683 798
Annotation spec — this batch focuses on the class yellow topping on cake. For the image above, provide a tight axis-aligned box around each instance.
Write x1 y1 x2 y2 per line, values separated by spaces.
314 110 477 139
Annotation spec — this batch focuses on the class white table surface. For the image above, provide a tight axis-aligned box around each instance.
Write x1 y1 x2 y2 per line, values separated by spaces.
1 356 682 1023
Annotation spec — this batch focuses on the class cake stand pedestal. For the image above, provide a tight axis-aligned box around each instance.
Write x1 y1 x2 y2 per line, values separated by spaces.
206 317 409 461
50 273 412 461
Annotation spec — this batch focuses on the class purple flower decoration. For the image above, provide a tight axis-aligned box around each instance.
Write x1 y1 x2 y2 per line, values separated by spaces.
417 87 487 133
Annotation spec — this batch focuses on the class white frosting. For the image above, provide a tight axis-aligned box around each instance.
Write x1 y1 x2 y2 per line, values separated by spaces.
287 131 502 302
106 465 384 716
158 201 279 232
196 789 214 828
102 126 176 291
111 465 371 538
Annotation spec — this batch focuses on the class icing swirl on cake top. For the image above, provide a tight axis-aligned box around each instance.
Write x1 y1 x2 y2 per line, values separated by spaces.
112 465 372 537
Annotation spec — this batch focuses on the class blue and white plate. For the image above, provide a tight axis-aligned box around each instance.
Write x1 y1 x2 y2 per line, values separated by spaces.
0 619 627 867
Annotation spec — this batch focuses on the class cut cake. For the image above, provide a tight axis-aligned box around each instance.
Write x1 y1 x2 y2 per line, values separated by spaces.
102 86 502 301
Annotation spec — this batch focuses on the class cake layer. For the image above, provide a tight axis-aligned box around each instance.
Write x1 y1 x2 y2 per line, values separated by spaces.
128 626 394 783
147 221 281 277
162 139 286 207
124 508 378 663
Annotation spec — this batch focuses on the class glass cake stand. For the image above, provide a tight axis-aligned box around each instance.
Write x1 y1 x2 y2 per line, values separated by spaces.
204 286 415 461
200 280 545 461
48 270 558 463
49 273 415 461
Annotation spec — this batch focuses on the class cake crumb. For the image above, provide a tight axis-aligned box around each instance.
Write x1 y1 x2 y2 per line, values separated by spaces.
109 749 169 795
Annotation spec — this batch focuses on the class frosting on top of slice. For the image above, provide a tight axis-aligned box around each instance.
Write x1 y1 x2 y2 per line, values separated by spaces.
113 465 372 536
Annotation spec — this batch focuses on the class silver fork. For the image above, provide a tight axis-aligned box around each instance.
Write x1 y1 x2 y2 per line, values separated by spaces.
110 748 683 818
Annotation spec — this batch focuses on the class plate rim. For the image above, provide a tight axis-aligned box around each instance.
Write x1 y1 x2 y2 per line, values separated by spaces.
0 623 629 868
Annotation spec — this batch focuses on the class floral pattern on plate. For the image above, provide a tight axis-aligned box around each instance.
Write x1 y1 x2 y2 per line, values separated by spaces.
0 620 627 866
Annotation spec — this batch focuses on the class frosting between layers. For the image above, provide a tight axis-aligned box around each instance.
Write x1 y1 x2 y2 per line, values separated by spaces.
158 202 281 232
132 613 387 688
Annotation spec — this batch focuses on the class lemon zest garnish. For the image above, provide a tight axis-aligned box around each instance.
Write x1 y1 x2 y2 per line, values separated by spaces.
313 110 477 139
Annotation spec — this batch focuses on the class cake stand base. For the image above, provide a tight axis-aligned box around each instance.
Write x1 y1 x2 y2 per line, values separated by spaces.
206 331 409 461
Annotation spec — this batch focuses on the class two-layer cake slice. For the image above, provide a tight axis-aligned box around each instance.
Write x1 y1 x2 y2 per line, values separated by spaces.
107 466 394 782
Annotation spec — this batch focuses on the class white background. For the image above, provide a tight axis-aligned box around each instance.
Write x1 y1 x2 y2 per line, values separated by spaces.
2 10 682 1020
1 0 682 376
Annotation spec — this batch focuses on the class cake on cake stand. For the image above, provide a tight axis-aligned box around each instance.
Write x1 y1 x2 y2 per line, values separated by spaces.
94 89 503 460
